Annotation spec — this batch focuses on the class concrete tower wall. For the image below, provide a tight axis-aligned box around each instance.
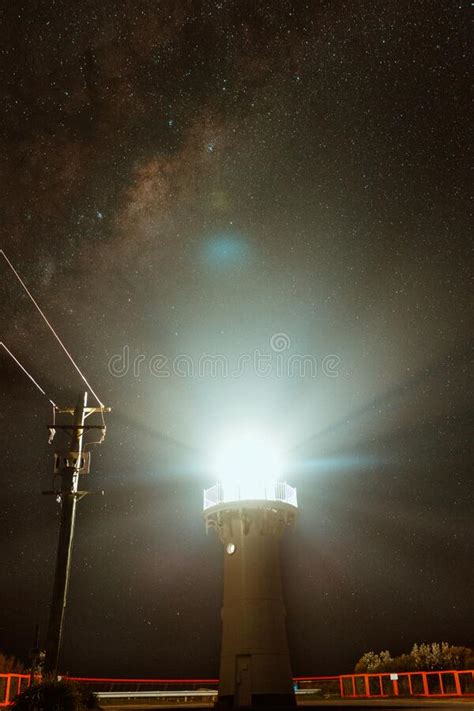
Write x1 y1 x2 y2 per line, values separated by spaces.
206 502 296 708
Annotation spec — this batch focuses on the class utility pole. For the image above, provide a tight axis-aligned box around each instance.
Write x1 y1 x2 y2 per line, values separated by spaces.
43 392 110 676
29 623 42 684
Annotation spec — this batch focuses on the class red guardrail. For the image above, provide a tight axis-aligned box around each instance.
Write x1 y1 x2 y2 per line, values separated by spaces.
0 675 29 707
295 670 474 698
334 669 474 699
1 669 473 704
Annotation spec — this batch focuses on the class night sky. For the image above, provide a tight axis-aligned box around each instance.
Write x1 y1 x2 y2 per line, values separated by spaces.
0 0 472 679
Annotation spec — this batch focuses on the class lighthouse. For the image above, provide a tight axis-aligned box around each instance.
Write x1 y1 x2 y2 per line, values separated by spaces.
204 432 297 708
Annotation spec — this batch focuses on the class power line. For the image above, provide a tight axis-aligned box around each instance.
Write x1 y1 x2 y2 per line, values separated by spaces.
1 249 104 407
1 341 58 408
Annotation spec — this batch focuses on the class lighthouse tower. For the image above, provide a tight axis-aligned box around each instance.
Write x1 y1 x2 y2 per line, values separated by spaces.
204 434 297 708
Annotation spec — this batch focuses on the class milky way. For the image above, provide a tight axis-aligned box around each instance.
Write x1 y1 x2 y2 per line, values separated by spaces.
0 1 471 678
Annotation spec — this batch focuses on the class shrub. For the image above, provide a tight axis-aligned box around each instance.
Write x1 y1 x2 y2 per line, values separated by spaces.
12 678 100 711
355 642 474 673
0 652 24 673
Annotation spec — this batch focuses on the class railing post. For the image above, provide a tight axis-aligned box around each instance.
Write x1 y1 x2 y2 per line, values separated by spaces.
364 675 370 697
439 672 444 695
454 671 462 696
339 676 344 698
408 673 413 696
5 676 12 706
422 672 429 696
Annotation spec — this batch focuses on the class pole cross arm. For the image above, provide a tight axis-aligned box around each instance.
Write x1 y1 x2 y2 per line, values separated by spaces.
54 407 111 415
48 424 106 430
42 490 105 499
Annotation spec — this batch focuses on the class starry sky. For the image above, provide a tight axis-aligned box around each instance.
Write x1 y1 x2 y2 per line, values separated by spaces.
0 0 472 679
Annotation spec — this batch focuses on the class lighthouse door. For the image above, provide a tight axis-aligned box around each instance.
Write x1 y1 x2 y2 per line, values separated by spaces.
235 654 252 707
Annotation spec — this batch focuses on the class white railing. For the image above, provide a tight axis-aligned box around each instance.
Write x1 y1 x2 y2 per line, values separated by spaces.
203 481 297 510
97 689 316 700
97 690 217 700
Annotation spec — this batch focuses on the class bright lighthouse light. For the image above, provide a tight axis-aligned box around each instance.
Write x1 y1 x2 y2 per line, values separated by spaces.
204 430 297 509
213 432 283 483
212 431 284 501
